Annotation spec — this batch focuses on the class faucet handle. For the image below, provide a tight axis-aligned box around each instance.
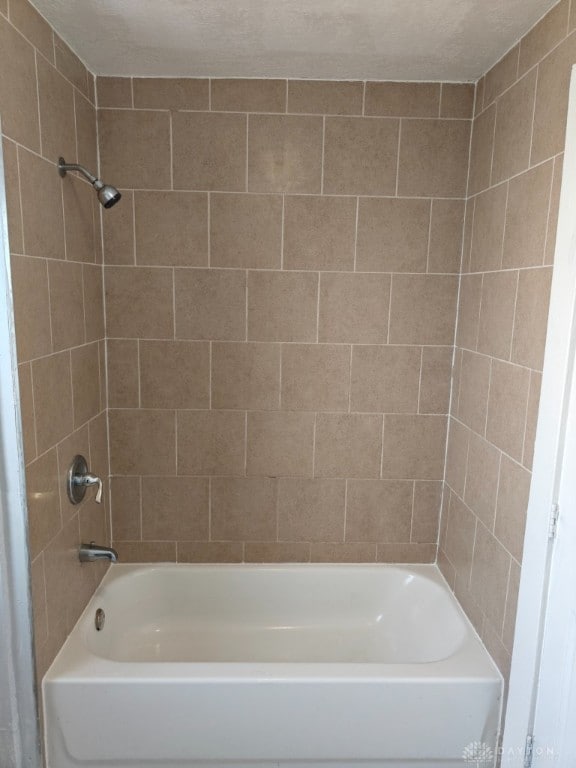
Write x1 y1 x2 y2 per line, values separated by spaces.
67 455 104 505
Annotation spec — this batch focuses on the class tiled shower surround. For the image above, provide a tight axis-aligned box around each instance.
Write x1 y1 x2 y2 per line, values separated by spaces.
1 0 575 686
99 78 473 565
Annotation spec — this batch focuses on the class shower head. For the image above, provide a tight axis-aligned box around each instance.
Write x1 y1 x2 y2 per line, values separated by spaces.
57 157 121 209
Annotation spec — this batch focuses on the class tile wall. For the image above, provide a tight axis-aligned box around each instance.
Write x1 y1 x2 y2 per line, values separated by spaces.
0 0 108 682
98 77 474 564
440 0 576 680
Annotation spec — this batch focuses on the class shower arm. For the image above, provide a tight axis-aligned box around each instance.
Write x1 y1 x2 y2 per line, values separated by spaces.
58 158 103 189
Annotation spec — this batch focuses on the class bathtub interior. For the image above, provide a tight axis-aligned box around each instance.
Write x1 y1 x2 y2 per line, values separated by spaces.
85 564 469 664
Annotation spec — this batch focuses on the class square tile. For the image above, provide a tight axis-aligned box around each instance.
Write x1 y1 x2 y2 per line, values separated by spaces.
281 344 350 411
177 410 245 475
389 274 458 345
248 271 318 342
318 273 390 343
211 477 277 541
175 268 246 341
211 342 280 410
350 345 421 413
314 413 383 478
345 479 412 542
246 411 315 477
278 478 345 541
139 340 210 409
135 192 208 266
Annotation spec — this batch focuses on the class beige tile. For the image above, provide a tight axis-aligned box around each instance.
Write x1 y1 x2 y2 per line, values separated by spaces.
474 77 485 117
83 264 105 343
212 79 285 112
18 363 36 464
90 409 114 487
173 112 247 191
102 189 134 265
503 161 554 268
288 80 362 115
30 554 48 649
470 522 511 629
175 268 246 341
19 149 65 260
412 481 441 543
54 35 88 97
135 192 208 266
177 410 245 475
345 479 412 542
445 418 469 497
141 477 209 540
523 371 542 469
110 476 141 540
461 199 474 273
323 117 399 195
495 455 530 562
282 344 350 412
114 541 176 563
244 542 310 563
0 0 6 14
210 193 282 269
0 16 39 150
531 33 576 164
484 46 519 106
248 114 322 193
468 104 496 196
283 195 356 271
315 413 382 478
464 432 501 529
545 156 564 265
492 70 537 185
381 414 447 480
376 542 436 563
440 83 474 119
62 176 98 265
470 184 507 272
32 352 73 454
356 198 430 273
97 77 132 108
278 478 345 541
109 409 175 475
389 274 458 345
10 255 51 362
133 77 209 109
398 119 470 197
212 342 280 410
518 0 570 76
365 82 440 117
457 351 491 434
26 449 61 559
48 260 85 351
420 347 452 414
74 92 98 178
486 360 530 462
248 270 317 342
71 343 101 427
107 339 138 408
503 560 521 652
106 266 174 339
246 411 314 477
178 541 243 563
438 549 456 587
452 348 463 415
428 199 465 274
350 345 420 413
444 493 476 591
511 268 552 371
9 0 54 61
2 138 23 254
140 340 210 409
37 56 76 164
211 477 277 541
310 542 376 562
98 109 171 189
477 270 518 360
571 0 576 30
318 273 390 343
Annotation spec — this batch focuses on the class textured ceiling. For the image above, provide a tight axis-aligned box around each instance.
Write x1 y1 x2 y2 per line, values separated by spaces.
31 0 559 81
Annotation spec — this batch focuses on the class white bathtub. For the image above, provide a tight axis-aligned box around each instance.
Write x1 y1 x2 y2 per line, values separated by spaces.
43 563 502 768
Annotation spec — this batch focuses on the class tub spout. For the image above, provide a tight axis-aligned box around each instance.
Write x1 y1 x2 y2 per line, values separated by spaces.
79 542 118 564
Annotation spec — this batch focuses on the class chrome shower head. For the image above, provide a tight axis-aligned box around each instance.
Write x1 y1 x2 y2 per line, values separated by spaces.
57 157 122 209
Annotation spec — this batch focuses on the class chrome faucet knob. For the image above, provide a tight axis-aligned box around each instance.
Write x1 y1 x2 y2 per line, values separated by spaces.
67 456 104 505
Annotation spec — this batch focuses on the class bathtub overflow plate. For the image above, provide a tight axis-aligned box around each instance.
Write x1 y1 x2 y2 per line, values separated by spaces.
95 608 105 631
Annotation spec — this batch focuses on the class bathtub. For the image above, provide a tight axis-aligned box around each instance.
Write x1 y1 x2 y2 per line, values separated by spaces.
43 563 502 768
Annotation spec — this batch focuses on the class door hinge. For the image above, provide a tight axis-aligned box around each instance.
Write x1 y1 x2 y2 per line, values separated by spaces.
524 734 534 768
549 503 560 540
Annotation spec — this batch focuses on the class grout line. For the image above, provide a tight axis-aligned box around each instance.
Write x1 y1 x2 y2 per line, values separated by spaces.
245 114 249 192
315 272 321 343
278 344 283 409
320 116 326 194
343 478 348 542
492 451 504 535
311 411 317 478
353 196 360 272
280 194 285 269
379 414 386 478
245 270 249 340
28 362 39 458
483 359 494 440
207 192 211 267
409 480 416 542
508 270 520 361
425 199 433 273
168 112 174 190
172 268 176 339
284 79 289 112
386 275 393 344
500 555 513 640
208 78 212 111
130 77 134 109
347 345 354 413
33 51 43 159
417 347 424 414
173 409 178 475
208 341 212 409
243 411 248 476
136 339 141 408
139 476 143 540
208 477 212 541
361 81 366 116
